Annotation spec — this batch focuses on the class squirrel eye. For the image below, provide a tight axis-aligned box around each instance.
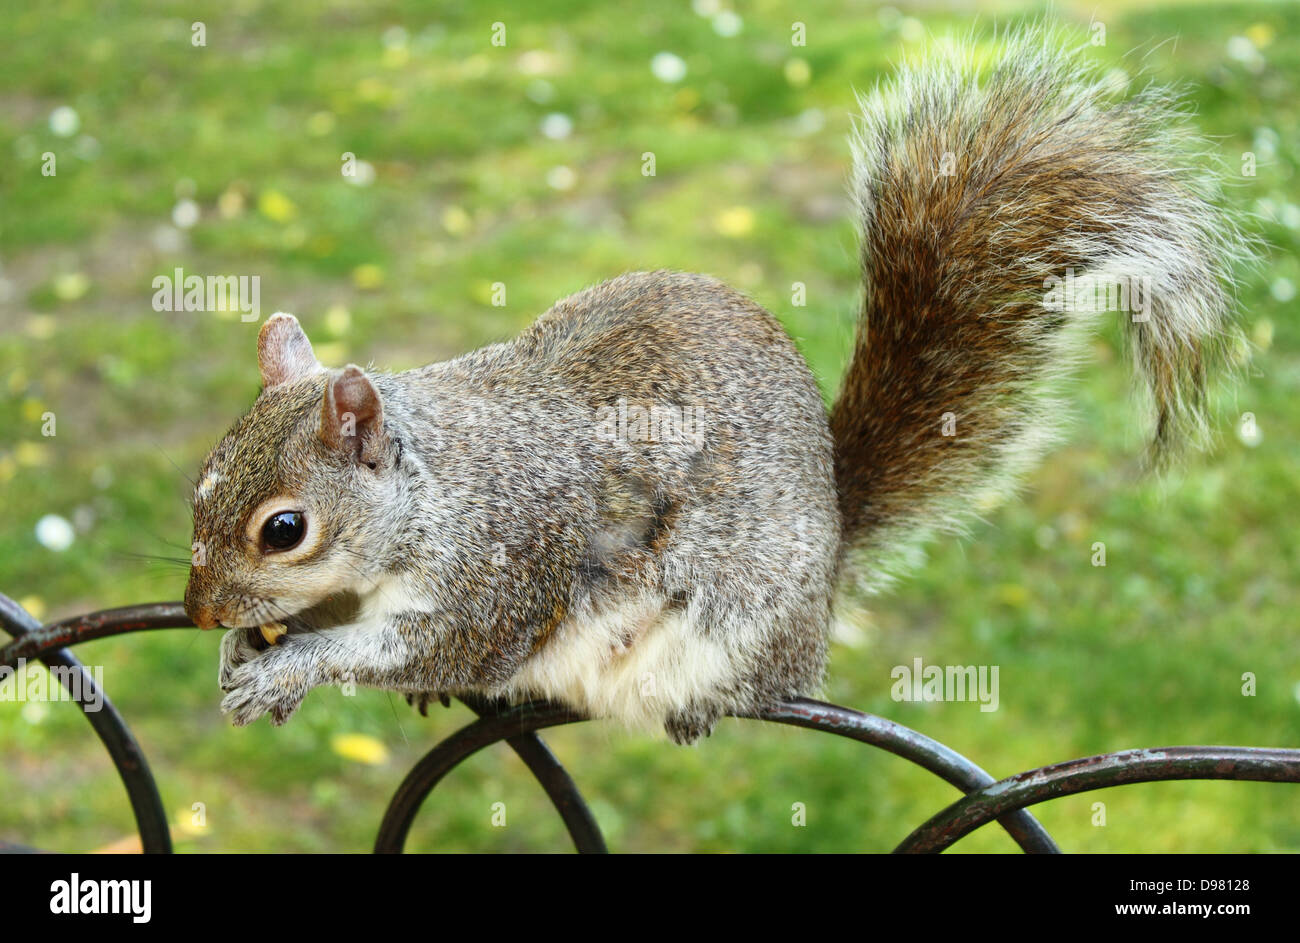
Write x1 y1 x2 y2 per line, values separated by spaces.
261 511 305 552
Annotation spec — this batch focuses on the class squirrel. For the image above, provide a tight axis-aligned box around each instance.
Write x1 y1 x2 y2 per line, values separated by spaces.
183 29 1247 743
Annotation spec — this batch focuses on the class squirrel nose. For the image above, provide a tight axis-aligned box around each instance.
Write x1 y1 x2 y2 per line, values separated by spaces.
190 605 220 631
183 577 222 630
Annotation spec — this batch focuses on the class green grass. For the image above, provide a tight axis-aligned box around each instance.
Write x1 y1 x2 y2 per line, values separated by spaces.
0 0 1297 853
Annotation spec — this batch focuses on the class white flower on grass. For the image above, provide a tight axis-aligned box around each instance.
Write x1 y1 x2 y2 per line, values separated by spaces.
540 113 573 140
49 106 80 137
1226 36 1264 73
712 11 742 37
651 52 687 83
172 199 200 229
344 160 376 186
151 224 185 253
35 514 75 552
1227 36 1255 61
517 50 557 76
1253 127 1279 161
1237 417 1262 448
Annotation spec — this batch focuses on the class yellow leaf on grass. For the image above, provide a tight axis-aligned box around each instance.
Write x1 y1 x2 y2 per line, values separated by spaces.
784 58 811 87
1246 23 1275 49
258 189 297 223
18 595 45 621
1252 317 1274 352
306 111 336 136
324 304 351 336
351 264 384 290
331 733 389 766
26 316 56 340
173 806 208 836
714 206 755 238
15 442 50 467
441 205 472 236
20 398 46 422
997 584 1030 609
53 272 90 301
218 185 247 218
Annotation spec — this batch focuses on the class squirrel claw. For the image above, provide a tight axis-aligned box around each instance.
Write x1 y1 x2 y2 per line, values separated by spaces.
664 707 721 745
405 691 451 716
219 649 309 726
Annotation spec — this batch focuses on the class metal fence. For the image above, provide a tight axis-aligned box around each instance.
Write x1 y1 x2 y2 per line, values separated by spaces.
3 594 1298 853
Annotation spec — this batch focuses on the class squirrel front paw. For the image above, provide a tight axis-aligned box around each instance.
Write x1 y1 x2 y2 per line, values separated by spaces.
219 639 315 727
218 627 263 691
405 691 452 716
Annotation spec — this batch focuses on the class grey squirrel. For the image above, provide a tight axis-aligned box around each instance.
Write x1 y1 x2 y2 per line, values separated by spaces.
183 30 1247 743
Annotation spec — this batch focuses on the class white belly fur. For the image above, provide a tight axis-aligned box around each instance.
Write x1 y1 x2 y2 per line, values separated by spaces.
496 596 736 733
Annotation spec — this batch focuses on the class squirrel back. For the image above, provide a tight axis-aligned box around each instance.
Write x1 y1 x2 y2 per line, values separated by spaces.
830 29 1249 591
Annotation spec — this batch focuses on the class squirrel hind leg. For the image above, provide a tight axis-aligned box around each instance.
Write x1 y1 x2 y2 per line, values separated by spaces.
664 706 722 745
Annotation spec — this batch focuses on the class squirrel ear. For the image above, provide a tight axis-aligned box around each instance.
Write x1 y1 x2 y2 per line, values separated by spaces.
258 312 322 389
321 365 386 465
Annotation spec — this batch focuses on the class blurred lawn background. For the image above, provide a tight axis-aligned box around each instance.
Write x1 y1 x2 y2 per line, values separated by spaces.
0 0 1297 853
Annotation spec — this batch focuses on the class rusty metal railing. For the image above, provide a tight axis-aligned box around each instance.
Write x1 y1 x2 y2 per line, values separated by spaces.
2 595 1298 853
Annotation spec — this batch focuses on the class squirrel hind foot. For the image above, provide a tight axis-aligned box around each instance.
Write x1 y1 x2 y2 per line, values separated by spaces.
664 707 721 745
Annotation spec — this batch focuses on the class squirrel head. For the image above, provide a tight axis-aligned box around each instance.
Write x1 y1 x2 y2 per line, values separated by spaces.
184 312 403 631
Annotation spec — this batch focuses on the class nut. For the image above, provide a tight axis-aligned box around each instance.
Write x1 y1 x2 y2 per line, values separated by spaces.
259 622 288 646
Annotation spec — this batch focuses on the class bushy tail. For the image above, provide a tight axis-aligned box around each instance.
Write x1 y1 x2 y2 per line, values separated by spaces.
830 27 1250 590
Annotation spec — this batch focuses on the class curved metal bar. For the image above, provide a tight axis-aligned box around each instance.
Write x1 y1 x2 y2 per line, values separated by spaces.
746 698 1059 853
0 595 184 854
379 695 1059 854
896 745 1300 853
458 695 608 853
492 733 609 853
375 700 593 853
0 601 191 670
